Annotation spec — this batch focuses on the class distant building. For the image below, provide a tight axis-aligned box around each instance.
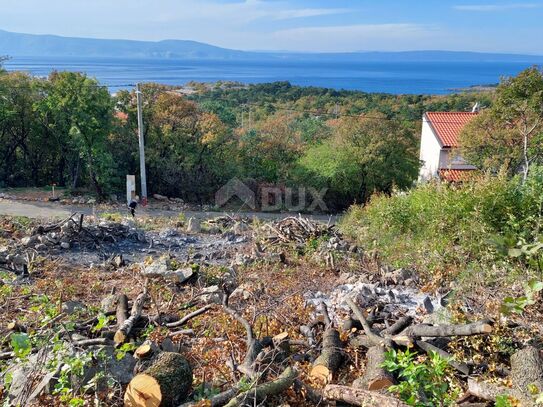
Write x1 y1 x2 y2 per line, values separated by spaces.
418 112 478 182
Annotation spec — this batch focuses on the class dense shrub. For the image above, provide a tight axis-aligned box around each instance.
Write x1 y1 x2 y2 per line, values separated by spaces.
341 170 543 280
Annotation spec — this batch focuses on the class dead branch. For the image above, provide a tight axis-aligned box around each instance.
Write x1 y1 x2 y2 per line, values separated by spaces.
166 304 214 328
415 340 470 375
346 298 389 347
223 366 297 407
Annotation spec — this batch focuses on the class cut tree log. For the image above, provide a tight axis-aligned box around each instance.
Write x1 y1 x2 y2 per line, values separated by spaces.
124 352 192 407
353 345 395 391
114 290 149 345
398 320 493 339
116 294 129 327
467 378 524 403
223 366 297 407
310 328 344 382
323 384 408 407
510 345 543 395
135 343 155 359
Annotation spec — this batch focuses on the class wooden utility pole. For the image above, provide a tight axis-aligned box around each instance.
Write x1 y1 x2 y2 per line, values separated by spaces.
136 83 148 206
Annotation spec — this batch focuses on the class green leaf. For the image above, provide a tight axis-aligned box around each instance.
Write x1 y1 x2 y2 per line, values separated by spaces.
508 248 523 257
10 333 32 358
528 280 543 293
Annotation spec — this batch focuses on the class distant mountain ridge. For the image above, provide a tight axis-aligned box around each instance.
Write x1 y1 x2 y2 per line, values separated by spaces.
2 29 543 63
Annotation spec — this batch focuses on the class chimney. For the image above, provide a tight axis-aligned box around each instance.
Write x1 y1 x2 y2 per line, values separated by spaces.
472 102 481 113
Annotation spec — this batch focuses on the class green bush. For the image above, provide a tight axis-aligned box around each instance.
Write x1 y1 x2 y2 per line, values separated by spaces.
341 171 543 282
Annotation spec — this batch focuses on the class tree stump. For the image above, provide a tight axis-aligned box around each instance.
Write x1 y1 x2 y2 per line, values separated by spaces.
510 345 543 394
353 345 395 391
124 352 192 407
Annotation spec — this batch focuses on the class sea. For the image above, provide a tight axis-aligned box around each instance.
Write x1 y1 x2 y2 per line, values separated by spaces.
3 56 539 95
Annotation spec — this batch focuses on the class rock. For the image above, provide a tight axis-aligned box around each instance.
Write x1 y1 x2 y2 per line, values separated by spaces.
21 236 38 247
153 194 168 201
6 348 61 405
233 252 254 267
109 194 118 202
229 283 254 302
142 258 196 284
109 254 125 268
200 285 225 304
62 300 87 315
60 242 70 250
93 346 136 385
186 218 201 233
423 296 434 314
87 198 97 205
160 338 180 353
34 244 48 251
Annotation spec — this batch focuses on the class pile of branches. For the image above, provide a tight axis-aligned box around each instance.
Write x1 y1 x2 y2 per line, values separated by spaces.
263 215 339 246
207 215 252 230
27 213 145 250
319 298 543 406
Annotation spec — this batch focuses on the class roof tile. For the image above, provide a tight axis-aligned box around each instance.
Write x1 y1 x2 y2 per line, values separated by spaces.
425 112 477 148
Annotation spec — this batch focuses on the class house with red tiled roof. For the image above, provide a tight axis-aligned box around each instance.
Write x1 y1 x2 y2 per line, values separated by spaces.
419 111 478 182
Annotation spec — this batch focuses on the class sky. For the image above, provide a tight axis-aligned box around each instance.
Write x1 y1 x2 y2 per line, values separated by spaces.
0 0 542 54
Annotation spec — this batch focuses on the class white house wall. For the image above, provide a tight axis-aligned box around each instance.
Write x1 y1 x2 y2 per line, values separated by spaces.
418 120 442 181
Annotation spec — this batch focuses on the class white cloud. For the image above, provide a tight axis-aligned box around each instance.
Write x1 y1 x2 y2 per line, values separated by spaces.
454 3 541 11
272 24 436 52
152 0 349 25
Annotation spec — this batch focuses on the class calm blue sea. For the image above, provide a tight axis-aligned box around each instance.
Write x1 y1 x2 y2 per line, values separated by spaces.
3 56 537 94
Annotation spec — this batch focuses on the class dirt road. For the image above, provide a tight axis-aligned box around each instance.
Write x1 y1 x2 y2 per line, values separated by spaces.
0 199 338 223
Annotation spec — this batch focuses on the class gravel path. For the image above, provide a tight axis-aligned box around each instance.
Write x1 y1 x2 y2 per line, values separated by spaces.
0 199 339 223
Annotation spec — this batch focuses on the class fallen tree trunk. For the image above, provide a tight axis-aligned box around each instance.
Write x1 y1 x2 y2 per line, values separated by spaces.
323 384 408 407
223 366 297 407
310 328 344 382
114 290 149 345
353 345 395 391
124 352 192 407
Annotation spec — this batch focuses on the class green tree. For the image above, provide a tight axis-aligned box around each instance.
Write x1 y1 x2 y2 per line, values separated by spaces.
296 114 419 209
461 67 543 181
36 71 114 197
